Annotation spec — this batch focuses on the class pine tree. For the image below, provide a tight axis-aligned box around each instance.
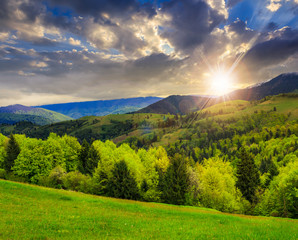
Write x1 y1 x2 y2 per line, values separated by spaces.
77 139 90 174
4 134 21 172
85 144 100 176
236 147 260 203
161 154 190 205
108 160 140 200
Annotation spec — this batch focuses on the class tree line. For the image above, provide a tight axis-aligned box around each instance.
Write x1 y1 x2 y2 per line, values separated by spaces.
0 122 297 218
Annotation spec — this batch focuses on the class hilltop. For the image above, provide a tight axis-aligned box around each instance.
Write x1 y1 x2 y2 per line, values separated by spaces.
136 73 298 115
0 93 297 144
37 97 162 119
228 73 298 101
0 104 72 125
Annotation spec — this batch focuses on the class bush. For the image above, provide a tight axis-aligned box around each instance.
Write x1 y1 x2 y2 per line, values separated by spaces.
0 169 6 179
41 166 66 189
62 171 90 192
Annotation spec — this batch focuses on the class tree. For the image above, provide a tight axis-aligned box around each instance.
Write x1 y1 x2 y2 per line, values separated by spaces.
161 154 190 205
13 138 53 183
107 160 140 200
196 157 242 213
78 139 90 174
4 134 20 172
236 147 260 203
85 144 100 176
257 161 297 218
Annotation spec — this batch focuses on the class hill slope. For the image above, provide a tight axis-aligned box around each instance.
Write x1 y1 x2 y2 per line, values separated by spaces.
137 73 298 115
0 180 296 240
228 72 298 101
0 104 72 125
38 97 162 118
136 95 223 115
1 93 296 143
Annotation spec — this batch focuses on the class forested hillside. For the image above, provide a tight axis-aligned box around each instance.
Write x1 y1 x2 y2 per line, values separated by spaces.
0 93 297 219
38 97 162 118
0 104 72 125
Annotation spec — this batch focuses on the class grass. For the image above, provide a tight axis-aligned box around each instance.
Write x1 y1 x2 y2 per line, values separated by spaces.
0 180 297 240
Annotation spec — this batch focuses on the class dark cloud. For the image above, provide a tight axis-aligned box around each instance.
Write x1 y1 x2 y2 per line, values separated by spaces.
266 22 278 31
19 1 45 23
47 0 156 20
242 28 298 70
229 19 256 42
0 0 297 104
125 53 184 81
160 0 226 53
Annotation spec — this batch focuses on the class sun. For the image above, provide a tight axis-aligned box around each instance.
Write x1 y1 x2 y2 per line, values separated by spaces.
210 70 233 96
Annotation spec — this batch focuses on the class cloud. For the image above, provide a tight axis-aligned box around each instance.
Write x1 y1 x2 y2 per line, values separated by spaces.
231 26 298 84
267 0 282 12
69 37 81 46
47 0 156 20
159 0 226 53
0 0 297 105
243 27 298 68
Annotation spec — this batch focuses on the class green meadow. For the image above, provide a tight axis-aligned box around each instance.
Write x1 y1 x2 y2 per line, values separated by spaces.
0 180 297 240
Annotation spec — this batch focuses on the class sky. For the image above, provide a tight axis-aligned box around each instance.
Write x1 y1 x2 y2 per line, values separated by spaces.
0 0 297 106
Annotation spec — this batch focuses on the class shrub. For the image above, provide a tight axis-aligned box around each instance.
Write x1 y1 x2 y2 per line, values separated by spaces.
62 171 90 192
42 166 66 189
0 169 6 179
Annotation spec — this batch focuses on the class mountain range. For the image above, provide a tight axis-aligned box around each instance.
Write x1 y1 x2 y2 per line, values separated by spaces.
37 97 162 119
136 73 298 115
228 72 298 101
0 104 72 125
0 73 297 125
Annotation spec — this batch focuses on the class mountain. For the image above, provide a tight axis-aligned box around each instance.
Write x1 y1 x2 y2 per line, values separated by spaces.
228 73 298 101
135 95 224 115
1 92 296 143
0 104 72 125
136 73 298 115
37 97 162 119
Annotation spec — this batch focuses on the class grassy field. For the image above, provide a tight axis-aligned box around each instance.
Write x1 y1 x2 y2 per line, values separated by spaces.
200 95 298 120
0 180 297 240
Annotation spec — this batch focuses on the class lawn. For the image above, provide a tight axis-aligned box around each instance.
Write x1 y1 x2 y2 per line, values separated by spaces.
0 180 297 239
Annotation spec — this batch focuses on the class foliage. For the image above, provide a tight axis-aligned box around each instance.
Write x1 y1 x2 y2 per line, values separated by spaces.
196 157 244 212
236 147 260 203
86 144 100 176
62 171 90 192
160 154 190 205
0 133 7 168
3 134 20 172
41 165 66 189
77 139 90 174
0 94 297 218
256 161 298 218
107 160 140 200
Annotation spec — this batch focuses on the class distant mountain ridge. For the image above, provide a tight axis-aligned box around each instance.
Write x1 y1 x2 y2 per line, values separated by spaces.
0 105 72 125
37 97 162 119
228 73 298 101
135 95 223 115
136 73 298 115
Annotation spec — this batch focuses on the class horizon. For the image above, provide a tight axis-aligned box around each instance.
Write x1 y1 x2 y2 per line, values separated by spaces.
1 71 296 107
0 0 297 106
